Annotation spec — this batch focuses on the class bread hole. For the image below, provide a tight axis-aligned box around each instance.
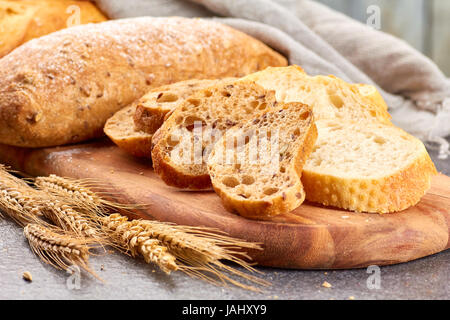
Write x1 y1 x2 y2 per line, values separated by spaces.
263 187 279 196
250 100 259 109
222 176 239 188
258 103 267 111
299 111 310 120
373 136 386 145
280 166 286 173
204 90 212 97
157 92 178 103
166 136 179 147
187 98 201 107
184 115 205 131
293 128 301 137
221 91 231 97
175 116 183 124
329 94 344 109
241 175 255 185
370 110 377 118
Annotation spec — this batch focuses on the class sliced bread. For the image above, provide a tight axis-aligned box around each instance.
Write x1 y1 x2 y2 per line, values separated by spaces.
244 66 436 213
134 79 232 134
151 80 278 189
243 65 392 124
302 119 436 213
104 105 153 158
207 102 317 219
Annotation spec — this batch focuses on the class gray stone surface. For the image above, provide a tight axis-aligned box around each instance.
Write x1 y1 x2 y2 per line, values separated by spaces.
0 144 449 300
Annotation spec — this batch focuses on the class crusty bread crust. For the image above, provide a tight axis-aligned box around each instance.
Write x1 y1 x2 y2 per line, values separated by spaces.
0 17 287 147
0 0 107 58
302 146 437 213
104 105 153 158
133 79 230 134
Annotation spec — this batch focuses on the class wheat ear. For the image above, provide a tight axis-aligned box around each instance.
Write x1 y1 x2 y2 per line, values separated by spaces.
34 175 139 215
103 214 269 291
102 214 178 274
0 171 103 238
39 198 106 240
24 223 99 279
0 175 45 226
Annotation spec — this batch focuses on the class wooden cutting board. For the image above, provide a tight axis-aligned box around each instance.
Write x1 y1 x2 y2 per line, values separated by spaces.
0 139 449 269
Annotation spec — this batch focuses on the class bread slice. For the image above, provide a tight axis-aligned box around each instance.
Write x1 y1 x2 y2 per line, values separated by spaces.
243 65 392 124
244 66 436 213
151 80 278 189
134 79 232 134
104 105 153 158
303 120 436 213
207 102 317 219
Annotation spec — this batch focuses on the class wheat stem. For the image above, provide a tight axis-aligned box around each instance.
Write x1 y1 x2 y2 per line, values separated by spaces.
24 223 99 279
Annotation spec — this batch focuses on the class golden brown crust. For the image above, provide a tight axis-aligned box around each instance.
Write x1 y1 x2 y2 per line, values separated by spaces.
0 17 287 148
0 0 107 58
302 149 437 213
104 105 153 158
208 106 318 220
133 79 230 134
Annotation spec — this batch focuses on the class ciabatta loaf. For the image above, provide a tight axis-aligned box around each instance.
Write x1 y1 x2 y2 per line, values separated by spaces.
207 102 317 219
104 105 153 158
151 81 278 189
134 79 232 134
244 66 436 213
0 17 286 147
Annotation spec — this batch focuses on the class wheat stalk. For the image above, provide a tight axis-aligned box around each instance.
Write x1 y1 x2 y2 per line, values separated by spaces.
0 167 103 279
0 170 103 238
103 214 178 274
103 214 269 291
34 175 137 215
0 176 44 226
24 223 99 279
25 173 270 290
40 198 105 239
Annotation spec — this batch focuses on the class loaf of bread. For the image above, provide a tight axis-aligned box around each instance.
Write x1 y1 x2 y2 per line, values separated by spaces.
0 17 287 148
244 66 436 213
104 105 153 158
207 102 317 219
134 79 233 134
0 0 107 58
151 80 278 189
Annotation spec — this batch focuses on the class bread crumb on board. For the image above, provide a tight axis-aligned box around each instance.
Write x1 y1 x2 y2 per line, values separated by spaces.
348 296 355 300
22 271 32 282
322 281 332 288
